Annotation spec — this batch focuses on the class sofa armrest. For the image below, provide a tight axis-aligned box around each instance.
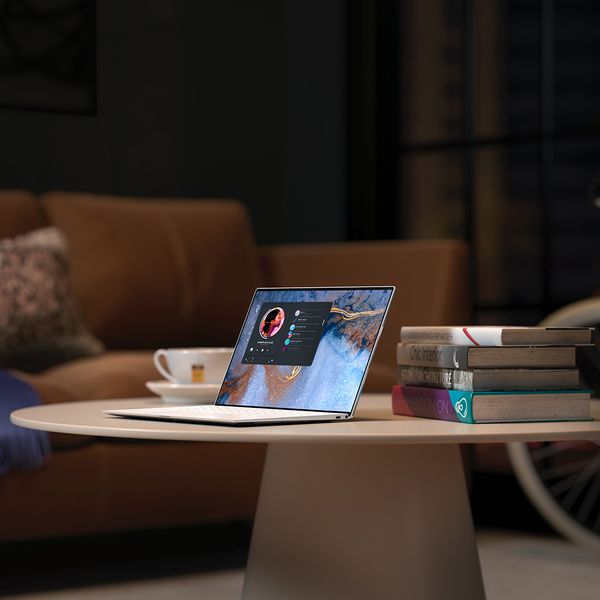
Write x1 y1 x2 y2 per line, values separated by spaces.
258 239 471 392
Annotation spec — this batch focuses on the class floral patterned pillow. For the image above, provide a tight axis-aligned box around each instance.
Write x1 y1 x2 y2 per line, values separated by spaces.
0 227 104 372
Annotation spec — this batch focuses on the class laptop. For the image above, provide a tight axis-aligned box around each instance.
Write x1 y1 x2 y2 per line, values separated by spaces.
106 286 394 425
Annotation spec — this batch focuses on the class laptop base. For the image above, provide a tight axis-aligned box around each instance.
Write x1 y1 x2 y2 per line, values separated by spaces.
105 404 348 425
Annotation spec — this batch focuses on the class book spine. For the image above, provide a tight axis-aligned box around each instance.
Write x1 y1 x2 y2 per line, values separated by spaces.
391 385 475 423
397 366 476 390
400 326 503 346
397 365 453 388
396 343 470 368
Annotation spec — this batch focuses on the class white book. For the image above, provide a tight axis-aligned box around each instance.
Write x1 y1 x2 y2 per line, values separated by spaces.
400 326 593 347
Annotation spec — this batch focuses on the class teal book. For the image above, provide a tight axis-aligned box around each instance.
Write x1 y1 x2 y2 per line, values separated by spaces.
392 385 591 424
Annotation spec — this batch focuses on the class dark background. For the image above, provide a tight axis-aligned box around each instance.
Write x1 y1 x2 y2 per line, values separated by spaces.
1 0 599 324
0 1 346 245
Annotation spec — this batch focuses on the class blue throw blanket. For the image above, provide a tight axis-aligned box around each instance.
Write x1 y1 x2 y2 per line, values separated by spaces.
0 371 50 475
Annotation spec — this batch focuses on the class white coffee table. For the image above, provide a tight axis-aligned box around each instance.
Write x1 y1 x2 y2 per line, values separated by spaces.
12 394 600 600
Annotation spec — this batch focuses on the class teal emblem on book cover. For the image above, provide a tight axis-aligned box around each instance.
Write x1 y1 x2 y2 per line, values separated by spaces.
448 390 474 423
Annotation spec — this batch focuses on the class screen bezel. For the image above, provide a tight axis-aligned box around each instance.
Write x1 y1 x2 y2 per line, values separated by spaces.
216 286 395 416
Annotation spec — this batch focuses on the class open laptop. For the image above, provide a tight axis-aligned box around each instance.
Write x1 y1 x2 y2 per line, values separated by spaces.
106 286 394 425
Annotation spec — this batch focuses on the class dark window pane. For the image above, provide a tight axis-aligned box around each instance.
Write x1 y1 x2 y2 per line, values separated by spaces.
551 141 600 305
391 0 600 327
399 150 465 238
474 0 541 138
555 1 600 134
398 0 465 145
474 145 543 308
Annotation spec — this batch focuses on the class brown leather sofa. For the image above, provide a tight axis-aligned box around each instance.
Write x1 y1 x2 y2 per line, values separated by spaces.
0 190 470 541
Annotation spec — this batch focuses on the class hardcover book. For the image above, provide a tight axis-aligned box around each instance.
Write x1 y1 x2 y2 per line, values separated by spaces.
396 343 588 369
396 365 580 391
399 326 594 346
391 384 591 424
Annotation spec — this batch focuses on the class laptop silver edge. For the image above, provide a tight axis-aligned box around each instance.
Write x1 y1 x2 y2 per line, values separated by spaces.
105 408 345 426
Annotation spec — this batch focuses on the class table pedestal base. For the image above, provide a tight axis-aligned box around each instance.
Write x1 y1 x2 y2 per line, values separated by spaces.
243 443 485 600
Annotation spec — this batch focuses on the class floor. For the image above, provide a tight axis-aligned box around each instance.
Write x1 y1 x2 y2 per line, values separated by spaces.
0 522 250 598
2 474 599 599
2 527 600 600
1 571 242 600
478 529 600 600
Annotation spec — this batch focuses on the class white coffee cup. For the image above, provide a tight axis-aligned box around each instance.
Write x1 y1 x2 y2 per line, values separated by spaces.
153 347 233 384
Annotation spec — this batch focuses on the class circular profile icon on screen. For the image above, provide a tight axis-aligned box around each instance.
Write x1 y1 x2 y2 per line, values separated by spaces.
259 307 286 339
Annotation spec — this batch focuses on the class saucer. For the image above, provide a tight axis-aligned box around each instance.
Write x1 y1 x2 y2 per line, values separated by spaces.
145 380 220 404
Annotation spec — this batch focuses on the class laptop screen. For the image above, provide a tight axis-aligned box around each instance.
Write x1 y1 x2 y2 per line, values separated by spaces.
216 287 394 413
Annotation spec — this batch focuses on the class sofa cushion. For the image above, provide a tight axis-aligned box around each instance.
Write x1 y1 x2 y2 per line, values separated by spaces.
0 228 104 372
18 354 161 451
8 372 90 450
39 351 160 401
0 190 46 239
42 193 262 349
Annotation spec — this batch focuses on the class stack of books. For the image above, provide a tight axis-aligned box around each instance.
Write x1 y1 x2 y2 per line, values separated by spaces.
392 326 597 423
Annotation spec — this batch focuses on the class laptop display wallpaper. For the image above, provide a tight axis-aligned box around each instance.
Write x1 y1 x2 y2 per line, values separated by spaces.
217 288 393 412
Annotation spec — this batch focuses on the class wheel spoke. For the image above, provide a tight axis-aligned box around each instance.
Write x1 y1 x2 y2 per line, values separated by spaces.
547 457 600 497
537 455 600 482
560 459 600 511
575 472 600 526
592 503 600 533
530 441 587 462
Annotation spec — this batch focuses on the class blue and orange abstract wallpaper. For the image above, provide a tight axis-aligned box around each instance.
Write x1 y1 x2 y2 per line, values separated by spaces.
217 288 393 412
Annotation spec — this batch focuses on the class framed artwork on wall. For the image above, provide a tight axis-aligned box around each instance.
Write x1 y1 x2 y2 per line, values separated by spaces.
0 0 96 114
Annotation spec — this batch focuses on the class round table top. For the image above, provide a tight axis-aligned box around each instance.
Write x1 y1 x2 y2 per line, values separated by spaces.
10 394 600 445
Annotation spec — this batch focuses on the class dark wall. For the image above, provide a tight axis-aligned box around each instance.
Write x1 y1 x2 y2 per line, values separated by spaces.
0 1 345 244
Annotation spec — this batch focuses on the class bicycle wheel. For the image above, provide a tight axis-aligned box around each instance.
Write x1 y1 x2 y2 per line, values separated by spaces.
507 298 600 553
508 437 600 553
